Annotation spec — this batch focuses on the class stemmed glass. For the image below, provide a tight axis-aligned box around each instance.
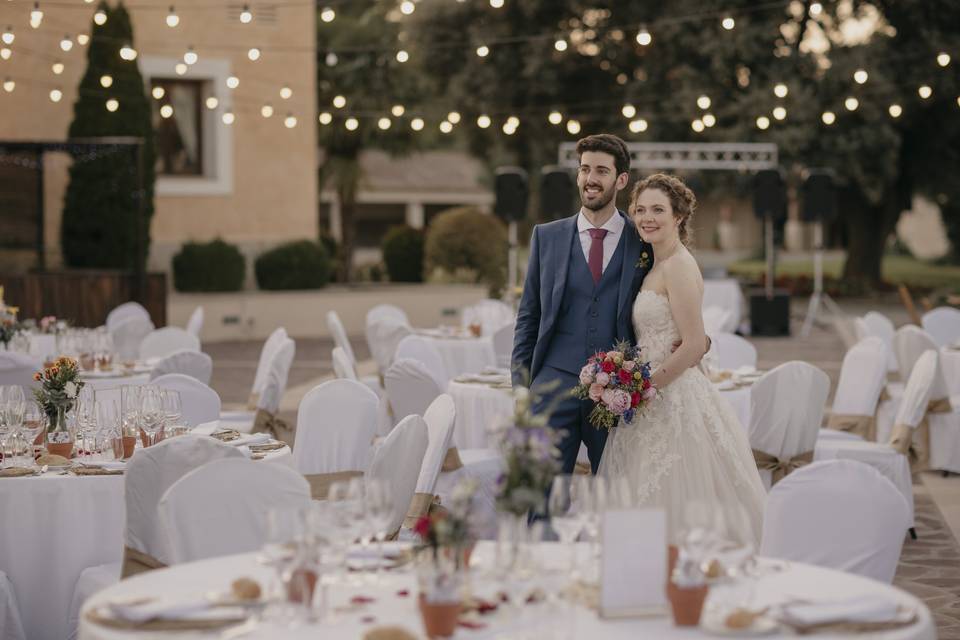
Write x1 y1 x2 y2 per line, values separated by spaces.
548 475 585 576
137 386 166 446
328 478 366 583
21 401 43 465
364 479 394 584
1 386 27 466
161 390 184 434
261 505 305 621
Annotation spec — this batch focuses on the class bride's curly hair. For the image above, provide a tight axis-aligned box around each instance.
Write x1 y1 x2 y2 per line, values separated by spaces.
630 173 697 245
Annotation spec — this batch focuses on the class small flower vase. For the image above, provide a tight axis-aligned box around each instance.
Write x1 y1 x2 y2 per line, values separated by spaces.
45 405 74 459
666 582 709 626
416 551 464 638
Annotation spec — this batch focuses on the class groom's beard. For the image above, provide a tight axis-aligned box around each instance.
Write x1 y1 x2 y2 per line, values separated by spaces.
580 184 616 211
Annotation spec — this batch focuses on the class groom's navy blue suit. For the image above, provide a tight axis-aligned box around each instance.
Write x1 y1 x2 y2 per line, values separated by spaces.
512 210 652 473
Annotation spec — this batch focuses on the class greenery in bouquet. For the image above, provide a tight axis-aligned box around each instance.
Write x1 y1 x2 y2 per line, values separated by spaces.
572 339 656 431
32 357 85 425
492 378 563 517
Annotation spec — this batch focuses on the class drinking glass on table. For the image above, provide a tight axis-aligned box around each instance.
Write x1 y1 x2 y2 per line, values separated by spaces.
97 399 123 460
20 401 43 466
548 475 585 575
137 386 165 446
261 505 305 621
160 390 184 434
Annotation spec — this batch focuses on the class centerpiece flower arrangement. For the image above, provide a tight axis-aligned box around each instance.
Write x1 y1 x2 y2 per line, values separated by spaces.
572 339 656 430
33 357 85 458
0 287 19 349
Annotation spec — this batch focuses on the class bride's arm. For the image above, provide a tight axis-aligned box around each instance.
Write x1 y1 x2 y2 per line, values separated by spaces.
649 256 706 389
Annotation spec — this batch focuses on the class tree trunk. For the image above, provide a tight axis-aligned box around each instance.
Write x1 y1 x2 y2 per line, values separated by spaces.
339 192 356 283
840 194 900 289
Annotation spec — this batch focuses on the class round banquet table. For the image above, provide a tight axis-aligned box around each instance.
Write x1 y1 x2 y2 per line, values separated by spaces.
0 442 292 640
79 543 934 640
446 380 513 449
418 334 497 384
941 346 960 397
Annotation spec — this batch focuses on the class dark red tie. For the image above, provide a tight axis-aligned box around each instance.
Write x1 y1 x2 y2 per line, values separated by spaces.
587 228 608 284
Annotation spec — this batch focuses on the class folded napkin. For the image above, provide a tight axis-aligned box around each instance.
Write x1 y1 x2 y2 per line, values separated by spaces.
104 598 243 624
781 594 904 626
230 432 272 448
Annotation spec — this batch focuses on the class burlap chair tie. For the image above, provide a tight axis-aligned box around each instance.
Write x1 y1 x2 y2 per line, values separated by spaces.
402 492 441 530
120 545 166 579
928 397 952 414
441 447 463 472
253 408 293 443
752 449 814 486
303 470 364 500
826 413 876 441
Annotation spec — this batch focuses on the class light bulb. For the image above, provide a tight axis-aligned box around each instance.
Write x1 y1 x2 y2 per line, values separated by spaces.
378 117 391 130
326 52 338 66
247 48 260 61
2 27 14 46
320 7 335 22
31 4 44 28
621 104 636 118
774 83 788 98
160 104 174 118
439 121 453 133
77 34 89 45
51 61 64 74
166 7 179 27
50 88 63 102
721 16 735 30
332 95 346 108
222 111 235 125
100 74 113 88
918 85 932 99
447 111 461 124
937 52 950 67
810 2 823 16
554 39 567 52
280 86 292 100
240 4 252 23
226 76 239 89
105 98 119 112
888 104 902 118
503 123 516 135
696 95 711 109
205 96 218 109
60 36 74 52
773 106 787 120
174 63 187 75
120 45 137 61
391 104 404 117
284 114 297 128
702 113 716 127
476 45 489 57
566 119 581 134
411 117 424 130
548 111 563 125
821 111 836 125
94 10 107 26
691 119 705 132
3 78 15 92
318 112 332 125
183 47 198 65
756 116 770 129
844 96 859 111
396 50 409 63
506 116 520 127
853 69 868 84
400 1 415 15
261 104 274 118
345 117 359 131
629 118 648 133
152 86 165 99
490 0 504 7
476 115 491 128
0 48 10 60
636 27 652 46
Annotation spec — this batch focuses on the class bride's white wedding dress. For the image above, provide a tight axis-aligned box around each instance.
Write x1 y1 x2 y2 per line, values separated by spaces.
598 290 766 547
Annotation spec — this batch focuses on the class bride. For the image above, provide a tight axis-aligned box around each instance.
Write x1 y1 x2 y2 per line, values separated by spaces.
597 173 766 547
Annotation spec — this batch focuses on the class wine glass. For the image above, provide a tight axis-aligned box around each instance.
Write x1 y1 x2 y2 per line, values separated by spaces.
161 390 183 432
261 505 304 619
97 399 123 460
138 386 165 446
20 401 43 467
548 475 584 575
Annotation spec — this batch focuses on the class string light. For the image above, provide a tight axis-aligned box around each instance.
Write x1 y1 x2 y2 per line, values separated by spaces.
49 88 62 102
447 111 461 124
184 47 198 65
918 85 932 99
439 120 453 133
326 52 338 66
175 63 187 75
205 96 218 109
810 2 823 16
502 122 516 135
691 118 705 132
391 104 405 117
490 0 504 7
30 3 44 29
772 106 786 120
226 76 239 89
476 45 489 57
400 1 415 16
93 10 107 26
621 104 636 118
756 116 770 129
77 35 89 45
937 52 951 67
3 78 15 93
476 114 491 128
239 4 253 24
548 111 563 125
51 61 64 75
774 83 788 98
0 48 10 61
377 117 391 130
888 104 902 118
396 50 409 62
554 39 567 52
261 104 274 118
332 95 346 108
702 113 716 127
853 69 868 84
696 95 711 109
844 96 859 111
629 118 648 133
318 112 332 125
721 16 735 30
821 111 836 125
411 117 424 131
152 86 165 99
506 116 520 128
222 111 235 125
566 119 581 134
636 26 652 46
120 46 137 61
166 6 179 28
247 47 261 61
2 27 14 46
60 35 73 52
160 104 174 118
320 7 335 23
280 86 293 99
105 98 119 112
345 117 359 131
284 114 298 128
100 75 113 88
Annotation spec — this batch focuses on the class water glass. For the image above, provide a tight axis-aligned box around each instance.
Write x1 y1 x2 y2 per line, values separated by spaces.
161 390 183 430
138 386 165 446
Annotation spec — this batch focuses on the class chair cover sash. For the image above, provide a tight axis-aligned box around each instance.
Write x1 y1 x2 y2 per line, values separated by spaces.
928 397 952 413
888 420 931 471
402 492 441 530
253 408 293 442
441 447 463 472
752 449 814 486
826 413 875 440
120 545 167 579
303 470 363 499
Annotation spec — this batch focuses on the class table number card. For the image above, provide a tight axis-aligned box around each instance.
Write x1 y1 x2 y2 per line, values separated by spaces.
599 508 668 618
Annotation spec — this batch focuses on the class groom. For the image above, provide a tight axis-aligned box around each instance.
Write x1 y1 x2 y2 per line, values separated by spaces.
512 134 651 474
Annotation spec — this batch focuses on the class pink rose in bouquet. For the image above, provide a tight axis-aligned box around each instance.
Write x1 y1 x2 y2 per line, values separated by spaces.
572 340 656 430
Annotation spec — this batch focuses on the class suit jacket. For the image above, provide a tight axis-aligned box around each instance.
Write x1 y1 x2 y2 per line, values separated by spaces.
511 210 652 386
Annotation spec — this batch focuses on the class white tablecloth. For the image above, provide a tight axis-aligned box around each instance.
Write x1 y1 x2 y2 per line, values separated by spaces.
703 279 744 333
420 335 497 384
716 384 751 432
446 380 513 449
941 346 960 397
79 544 934 640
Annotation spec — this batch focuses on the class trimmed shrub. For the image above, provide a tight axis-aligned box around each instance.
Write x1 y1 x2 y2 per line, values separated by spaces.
381 225 424 282
255 240 331 290
172 239 245 292
425 207 507 297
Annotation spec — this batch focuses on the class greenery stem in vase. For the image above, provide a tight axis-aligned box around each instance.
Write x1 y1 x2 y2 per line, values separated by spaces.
32 357 85 459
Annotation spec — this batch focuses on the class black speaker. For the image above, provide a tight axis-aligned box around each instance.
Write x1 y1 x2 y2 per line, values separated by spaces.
494 167 529 222
753 168 786 221
802 169 837 222
749 288 791 336
540 166 575 220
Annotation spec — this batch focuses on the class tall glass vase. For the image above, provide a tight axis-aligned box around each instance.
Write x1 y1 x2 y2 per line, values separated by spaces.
45 404 74 459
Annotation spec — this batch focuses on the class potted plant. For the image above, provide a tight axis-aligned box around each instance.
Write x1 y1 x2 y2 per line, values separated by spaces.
666 548 710 626
32 357 85 459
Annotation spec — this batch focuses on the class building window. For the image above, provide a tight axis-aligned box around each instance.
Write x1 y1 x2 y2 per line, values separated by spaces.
151 79 204 176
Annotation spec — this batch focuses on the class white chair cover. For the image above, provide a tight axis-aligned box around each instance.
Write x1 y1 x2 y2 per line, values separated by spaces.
219 337 294 433
151 373 222 427
748 361 830 490
922 306 960 348
248 328 288 399
326 310 358 365
185 306 204 339
385 358 443 423
293 379 378 474
492 321 515 369
125 435 246 565
0 352 41 391
860 311 898 373
105 302 150 332
760 459 910 583
830 337 888 420
139 327 200 361
149 349 213 385
110 316 155 362
702 279 743 333
332 346 358 380
461 299 514 336
366 317 413 375
896 350 938 431
893 326 941 390
368 414 428 535
0 571 25 640
366 304 409 327
394 336 447 387
708 333 757 371
702 306 733 336
160 458 310 564
417 395 456 495
929 395 960 473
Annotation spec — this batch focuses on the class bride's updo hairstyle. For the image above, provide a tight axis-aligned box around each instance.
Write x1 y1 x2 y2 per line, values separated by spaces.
630 173 697 245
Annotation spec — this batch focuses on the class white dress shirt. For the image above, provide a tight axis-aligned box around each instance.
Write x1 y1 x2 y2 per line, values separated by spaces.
576 211 624 275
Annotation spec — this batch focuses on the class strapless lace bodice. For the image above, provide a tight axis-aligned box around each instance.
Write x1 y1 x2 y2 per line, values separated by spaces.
632 290 679 369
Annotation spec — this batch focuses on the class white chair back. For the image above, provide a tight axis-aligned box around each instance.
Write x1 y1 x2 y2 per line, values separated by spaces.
492 321 515 369
366 304 409 327
106 302 150 332
748 361 830 490
124 435 245 564
331 347 358 380
149 349 213 385
417 394 456 495
151 373 221 427
461 299 514 336
385 358 443 423
139 327 200 361
702 306 733 336
252 328 288 397
893 326 949 400
159 458 310 564
256 338 295 414
708 333 757 371
368 413 428 535
831 337 888 417
394 335 446 386
110 316 155 362
0 352 41 391
366 317 413 375
922 306 960 348
326 310 357 365
893 350 938 430
760 460 909 583
185 306 204 339
860 311 898 373
293 379 378 474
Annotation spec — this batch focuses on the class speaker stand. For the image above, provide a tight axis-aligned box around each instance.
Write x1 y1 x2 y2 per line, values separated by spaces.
800 220 842 337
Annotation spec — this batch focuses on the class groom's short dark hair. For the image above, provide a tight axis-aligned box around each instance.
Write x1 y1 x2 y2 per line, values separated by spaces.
576 134 630 177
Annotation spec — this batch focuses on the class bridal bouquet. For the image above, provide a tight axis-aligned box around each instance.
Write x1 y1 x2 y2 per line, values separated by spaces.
573 339 656 430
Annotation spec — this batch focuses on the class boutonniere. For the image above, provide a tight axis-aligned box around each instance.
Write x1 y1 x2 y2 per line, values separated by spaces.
636 251 651 270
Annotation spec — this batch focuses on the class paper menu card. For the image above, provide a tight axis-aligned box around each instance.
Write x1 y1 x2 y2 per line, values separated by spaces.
599 508 668 618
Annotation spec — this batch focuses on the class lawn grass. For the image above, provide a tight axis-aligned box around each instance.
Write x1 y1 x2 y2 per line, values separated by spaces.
727 254 960 290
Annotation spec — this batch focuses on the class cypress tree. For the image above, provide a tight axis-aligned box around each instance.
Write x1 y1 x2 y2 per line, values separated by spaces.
61 0 155 270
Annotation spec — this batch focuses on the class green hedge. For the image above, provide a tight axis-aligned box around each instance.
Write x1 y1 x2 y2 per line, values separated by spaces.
172 239 245 292
382 225 424 282
255 240 331 290
425 207 507 297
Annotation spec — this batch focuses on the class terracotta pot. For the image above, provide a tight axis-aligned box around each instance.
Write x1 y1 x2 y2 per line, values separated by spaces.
666 582 709 627
122 436 137 459
287 568 318 604
418 593 460 638
46 442 74 459
667 544 679 577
